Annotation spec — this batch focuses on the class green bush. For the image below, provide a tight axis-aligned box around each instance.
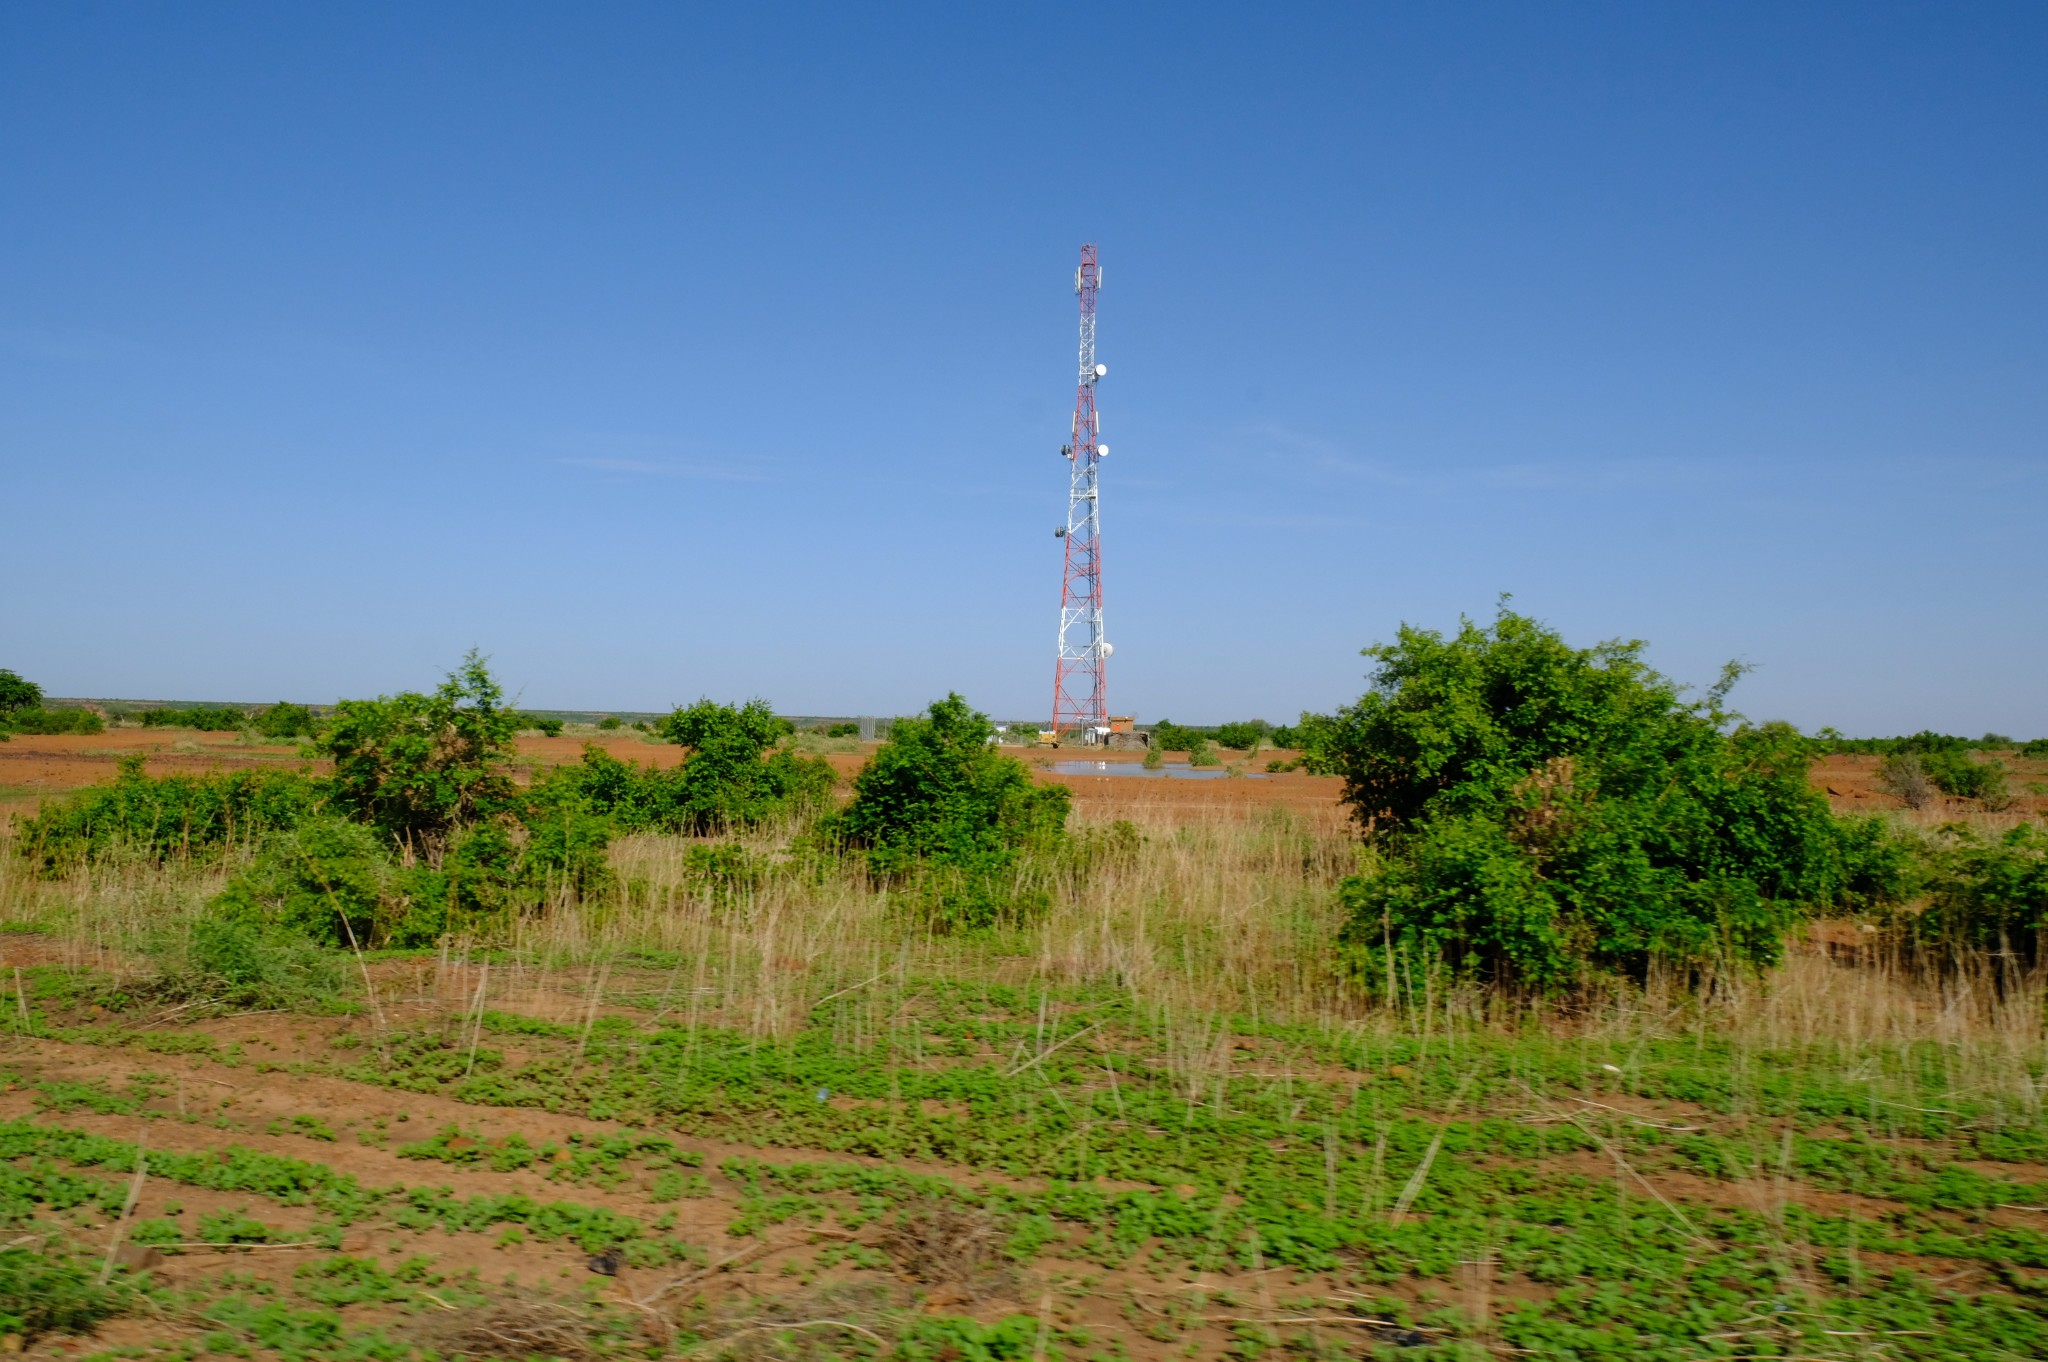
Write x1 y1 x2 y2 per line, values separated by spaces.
318 651 519 858
533 744 686 832
1211 720 1270 751
838 694 1069 929
0 1245 128 1342
138 706 245 731
1922 750 2012 807
826 721 861 738
513 712 564 737
1329 608 1890 994
513 787 617 902
1892 825 2048 976
1146 720 1204 754
9 708 105 735
210 817 393 948
657 700 835 832
1186 738 1221 768
597 715 622 731
682 841 766 906
168 916 349 1010
255 702 320 740
1267 712 1341 772
14 756 326 875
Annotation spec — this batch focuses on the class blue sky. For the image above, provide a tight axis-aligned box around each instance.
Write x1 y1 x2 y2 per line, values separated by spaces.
3 3 2044 732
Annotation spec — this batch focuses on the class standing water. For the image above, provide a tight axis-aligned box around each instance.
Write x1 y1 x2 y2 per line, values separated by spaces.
1048 761 1264 780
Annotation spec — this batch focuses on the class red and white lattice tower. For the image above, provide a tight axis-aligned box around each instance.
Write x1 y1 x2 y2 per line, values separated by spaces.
1051 244 1109 738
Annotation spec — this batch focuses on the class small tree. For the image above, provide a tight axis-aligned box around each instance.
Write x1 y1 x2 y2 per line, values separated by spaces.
0 670 43 720
1330 607 1886 994
255 702 319 740
838 694 1069 927
1212 720 1269 752
317 651 519 861
658 699 834 831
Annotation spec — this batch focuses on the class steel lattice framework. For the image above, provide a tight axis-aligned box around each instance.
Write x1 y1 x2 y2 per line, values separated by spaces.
1051 243 1107 737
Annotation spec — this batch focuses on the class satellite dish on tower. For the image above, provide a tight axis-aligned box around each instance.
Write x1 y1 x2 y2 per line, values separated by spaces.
1094 363 1108 379
1101 642 1115 658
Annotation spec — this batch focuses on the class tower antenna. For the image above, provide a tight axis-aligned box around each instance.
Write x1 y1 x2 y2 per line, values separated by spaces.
1051 243 1108 740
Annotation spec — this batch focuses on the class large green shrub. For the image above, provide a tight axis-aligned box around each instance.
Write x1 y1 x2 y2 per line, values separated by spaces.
1211 720 1270 751
838 694 1069 928
7 707 105 735
532 744 698 833
657 699 835 832
317 651 519 858
1330 608 1890 994
254 702 320 740
210 816 393 948
1891 825 2048 977
14 756 326 875
1922 750 2012 806
1145 720 1204 754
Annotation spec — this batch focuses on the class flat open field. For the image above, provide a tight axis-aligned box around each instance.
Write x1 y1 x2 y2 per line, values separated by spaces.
1 728 2046 1359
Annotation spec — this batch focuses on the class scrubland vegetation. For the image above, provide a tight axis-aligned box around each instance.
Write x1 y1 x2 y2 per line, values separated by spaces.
1 613 2046 1360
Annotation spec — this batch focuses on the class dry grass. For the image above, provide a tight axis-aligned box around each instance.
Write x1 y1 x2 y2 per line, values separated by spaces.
3 805 2044 1115
413 1297 606 1360
877 1202 1008 1294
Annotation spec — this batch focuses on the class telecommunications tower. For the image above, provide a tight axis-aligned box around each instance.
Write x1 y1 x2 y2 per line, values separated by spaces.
1051 243 1109 737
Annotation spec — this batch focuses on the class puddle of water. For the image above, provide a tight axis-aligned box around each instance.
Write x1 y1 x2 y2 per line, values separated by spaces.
1049 761 1264 780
